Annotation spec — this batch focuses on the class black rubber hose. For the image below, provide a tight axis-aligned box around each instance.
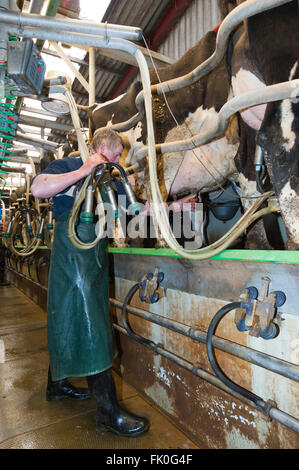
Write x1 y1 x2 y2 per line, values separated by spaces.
206 301 270 413
106 162 128 182
121 282 157 348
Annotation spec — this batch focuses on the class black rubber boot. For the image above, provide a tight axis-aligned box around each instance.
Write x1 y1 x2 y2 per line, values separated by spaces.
46 367 90 401
87 368 149 437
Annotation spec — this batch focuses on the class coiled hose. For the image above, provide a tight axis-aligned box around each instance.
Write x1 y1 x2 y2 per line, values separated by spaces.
8 207 42 257
121 282 157 349
206 302 274 415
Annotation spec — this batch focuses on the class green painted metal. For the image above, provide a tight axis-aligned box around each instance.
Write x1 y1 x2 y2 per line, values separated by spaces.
15 245 299 264
108 247 299 265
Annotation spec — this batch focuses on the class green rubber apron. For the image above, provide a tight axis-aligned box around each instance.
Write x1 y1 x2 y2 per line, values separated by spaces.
47 212 118 381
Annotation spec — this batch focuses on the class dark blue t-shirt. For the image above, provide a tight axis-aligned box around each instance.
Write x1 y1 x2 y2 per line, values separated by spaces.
31 157 128 220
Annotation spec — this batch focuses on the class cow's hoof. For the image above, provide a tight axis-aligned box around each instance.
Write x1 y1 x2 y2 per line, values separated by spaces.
111 238 129 248
285 239 299 250
155 241 168 249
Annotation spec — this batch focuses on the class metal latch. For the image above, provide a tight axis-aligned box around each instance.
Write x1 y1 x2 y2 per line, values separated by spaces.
235 277 286 339
139 267 165 304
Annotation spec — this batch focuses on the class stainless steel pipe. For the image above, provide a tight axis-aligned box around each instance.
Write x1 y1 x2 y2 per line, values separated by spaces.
110 298 299 383
114 323 299 434
6 26 139 56
0 10 142 41
135 79 299 162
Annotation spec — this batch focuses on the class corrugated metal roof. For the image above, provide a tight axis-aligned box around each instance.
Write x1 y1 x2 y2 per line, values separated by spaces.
74 0 175 99
158 0 220 60
48 0 175 143
48 0 221 144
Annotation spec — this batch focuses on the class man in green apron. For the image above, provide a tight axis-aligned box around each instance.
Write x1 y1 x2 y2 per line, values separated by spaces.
31 128 149 437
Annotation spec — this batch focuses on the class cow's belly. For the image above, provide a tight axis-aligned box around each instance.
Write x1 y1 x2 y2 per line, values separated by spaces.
231 68 267 130
168 137 239 196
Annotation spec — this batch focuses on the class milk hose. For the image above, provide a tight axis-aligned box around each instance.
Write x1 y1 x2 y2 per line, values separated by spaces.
206 301 276 415
121 282 157 349
8 206 42 256
68 162 140 250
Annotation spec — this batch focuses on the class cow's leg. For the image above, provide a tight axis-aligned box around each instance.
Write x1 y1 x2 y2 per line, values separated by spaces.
262 153 299 250
257 100 299 250
112 218 128 248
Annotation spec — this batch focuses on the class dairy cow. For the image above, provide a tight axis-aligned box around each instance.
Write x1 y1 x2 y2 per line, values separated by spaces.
89 31 240 246
218 0 299 249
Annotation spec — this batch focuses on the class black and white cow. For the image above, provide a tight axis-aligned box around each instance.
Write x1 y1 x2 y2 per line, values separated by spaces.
89 3 298 250
90 31 240 247
218 0 299 249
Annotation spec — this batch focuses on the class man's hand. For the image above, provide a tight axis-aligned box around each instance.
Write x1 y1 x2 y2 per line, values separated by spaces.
31 152 110 199
80 152 109 177
169 193 199 212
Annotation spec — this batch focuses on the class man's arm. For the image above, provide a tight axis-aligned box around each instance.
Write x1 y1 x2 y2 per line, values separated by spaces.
31 152 108 198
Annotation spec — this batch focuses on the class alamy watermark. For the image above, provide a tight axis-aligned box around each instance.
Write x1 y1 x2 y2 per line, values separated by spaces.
94 195 204 249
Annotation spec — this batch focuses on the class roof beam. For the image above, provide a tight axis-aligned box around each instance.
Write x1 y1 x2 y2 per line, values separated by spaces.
15 133 59 151
67 43 174 69
42 47 122 77
18 114 73 132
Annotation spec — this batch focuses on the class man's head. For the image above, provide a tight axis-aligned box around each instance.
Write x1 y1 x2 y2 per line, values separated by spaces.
91 128 124 163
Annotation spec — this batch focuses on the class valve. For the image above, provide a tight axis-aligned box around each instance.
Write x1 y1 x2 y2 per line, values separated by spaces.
103 180 119 219
37 217 45 239
47 206 54 230
139 267 165 304
234 277 286 339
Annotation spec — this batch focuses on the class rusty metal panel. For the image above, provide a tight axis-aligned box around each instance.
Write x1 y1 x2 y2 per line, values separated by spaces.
110 253 299 448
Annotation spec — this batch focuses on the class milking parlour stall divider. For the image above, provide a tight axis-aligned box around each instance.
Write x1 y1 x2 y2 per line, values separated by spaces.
0 0 298 452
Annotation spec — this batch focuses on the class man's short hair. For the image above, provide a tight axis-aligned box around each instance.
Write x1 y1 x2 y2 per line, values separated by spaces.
91 128 124 152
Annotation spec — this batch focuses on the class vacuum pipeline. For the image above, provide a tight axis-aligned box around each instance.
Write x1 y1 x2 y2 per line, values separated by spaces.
136 0 293 103
6 26 139 58
3 18 155 250
135 79 299 162
114 323 299 434
92 0 293 136
110 298 299 383
0 10 142 41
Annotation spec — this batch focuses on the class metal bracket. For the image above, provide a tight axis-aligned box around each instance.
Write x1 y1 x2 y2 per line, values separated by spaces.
235 277 286 339
139 267 165 304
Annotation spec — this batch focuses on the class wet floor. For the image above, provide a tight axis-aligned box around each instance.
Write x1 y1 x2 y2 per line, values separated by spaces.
0 284 199 450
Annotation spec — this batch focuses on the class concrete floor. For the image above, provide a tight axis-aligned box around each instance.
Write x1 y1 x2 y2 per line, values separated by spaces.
0 284 199 450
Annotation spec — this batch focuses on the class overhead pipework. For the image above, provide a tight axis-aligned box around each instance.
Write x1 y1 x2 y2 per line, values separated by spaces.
0 0 296 260
89 0 297 260
0 4 156 253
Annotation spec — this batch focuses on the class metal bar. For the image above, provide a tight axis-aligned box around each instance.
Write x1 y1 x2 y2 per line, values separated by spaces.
110 298 299 383
18 114 73 131
41 47 122 76
15 132 59 151
28 0 44 14
0 10 142 41
7 26 138 57
2 167 26 173
7 156 40 163
114 323 299 434
21 104 69 117
89 47 96 106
